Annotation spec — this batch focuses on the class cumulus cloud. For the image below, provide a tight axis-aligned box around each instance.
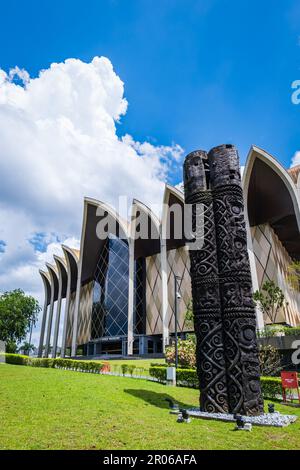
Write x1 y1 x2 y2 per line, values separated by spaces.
0 56 183 345
291 151 300 167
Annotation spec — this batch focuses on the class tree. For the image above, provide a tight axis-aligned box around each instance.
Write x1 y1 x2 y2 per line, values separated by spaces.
253 280 287 324
18 342 36 355
0 289 40 352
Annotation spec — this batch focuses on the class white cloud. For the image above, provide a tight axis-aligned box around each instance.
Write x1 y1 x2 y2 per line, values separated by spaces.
291 151 300 167
0 56 183 346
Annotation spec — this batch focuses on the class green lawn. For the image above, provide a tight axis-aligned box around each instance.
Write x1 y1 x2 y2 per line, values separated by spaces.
101 357 163 373
1 363 300 450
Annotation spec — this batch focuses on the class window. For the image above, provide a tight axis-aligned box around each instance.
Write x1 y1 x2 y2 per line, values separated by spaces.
91 236 129 338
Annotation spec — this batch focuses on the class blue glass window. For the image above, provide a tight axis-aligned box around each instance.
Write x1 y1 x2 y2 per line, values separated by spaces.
91 236 129 338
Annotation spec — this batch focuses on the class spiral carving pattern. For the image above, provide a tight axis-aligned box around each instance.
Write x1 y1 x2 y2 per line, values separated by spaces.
184 145 264 417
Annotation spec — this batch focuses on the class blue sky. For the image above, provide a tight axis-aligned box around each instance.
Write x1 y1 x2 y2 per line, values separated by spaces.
1 0 300 185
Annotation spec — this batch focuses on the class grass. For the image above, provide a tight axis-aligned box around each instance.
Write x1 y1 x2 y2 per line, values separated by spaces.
1 363 300 450
101 357 164 373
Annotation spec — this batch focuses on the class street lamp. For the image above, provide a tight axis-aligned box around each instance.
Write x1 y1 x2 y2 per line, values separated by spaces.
174 274 182 369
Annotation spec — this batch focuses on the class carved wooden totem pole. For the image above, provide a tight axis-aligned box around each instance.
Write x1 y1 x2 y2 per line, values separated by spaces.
184 144 264 416
184 150 229 413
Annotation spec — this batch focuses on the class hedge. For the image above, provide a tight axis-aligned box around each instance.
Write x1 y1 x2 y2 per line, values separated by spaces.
1 354 286 399
0 353 30 365
149 366 198 388
149 366 283 398
260 377 282 400
0 353 105 373
258 325 300 338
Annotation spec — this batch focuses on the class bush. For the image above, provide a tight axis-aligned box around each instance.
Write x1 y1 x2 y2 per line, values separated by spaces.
54 358 104 373
149 365 282 398
0 353 105 373
32 358 55 368
176 368 199 388
257 325 283 338
121 364 129 376
165 339 196 368
1 354 284 400
260 377 282 400
0 353 30 365
258 325 300 338
127 365 136 377
149 366 199 387
149 366 167 383
283 326 300 336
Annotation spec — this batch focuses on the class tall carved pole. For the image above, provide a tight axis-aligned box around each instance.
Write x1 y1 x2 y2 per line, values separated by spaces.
209 144 264 416
184 150 229 413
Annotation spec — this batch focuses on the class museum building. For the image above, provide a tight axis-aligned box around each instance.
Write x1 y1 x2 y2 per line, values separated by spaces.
38 146 300 358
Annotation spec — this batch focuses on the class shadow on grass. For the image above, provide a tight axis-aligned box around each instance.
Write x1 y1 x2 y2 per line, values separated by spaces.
124 389 194 410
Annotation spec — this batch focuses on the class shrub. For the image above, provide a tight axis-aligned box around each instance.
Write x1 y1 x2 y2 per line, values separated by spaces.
33 358 55 368
54 358 104 373
127 365 136 377
283 326 300 336
149 366 167 383
150 364 282 398
176 368 199 388
121 364 129 376
260 377 282 400
0 353 30 365
165 339 196 368
1 354 285 400
258 325 300 338
149 366 199 387
257 325 284 338
0 353 105 373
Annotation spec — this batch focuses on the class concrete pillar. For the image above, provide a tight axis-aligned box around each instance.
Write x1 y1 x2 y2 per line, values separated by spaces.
61 246 79 358
71 263 82 357
52 275 62 358
38 271 51 358
38 302 48 358
160 238 169 352
45 284 55 358
127 240 135 356
122 338 127 356
139 336 147 355
60 277 71 358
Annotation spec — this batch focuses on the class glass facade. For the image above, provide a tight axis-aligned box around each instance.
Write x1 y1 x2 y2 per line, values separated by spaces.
91 235 147 340
91 236 129 338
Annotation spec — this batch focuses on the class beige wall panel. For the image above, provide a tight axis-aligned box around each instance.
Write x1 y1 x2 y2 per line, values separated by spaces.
77 281 93 345
167 246 192 333
145 254 163 335
66 292 76 348
252 223 300 326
